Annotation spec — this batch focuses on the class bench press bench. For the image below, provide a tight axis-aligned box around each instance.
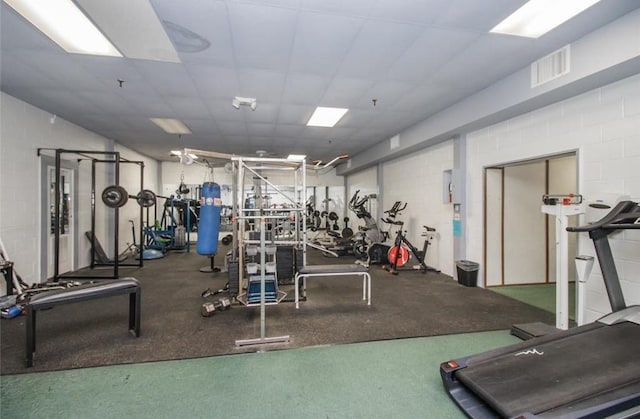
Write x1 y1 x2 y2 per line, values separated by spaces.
294 264 371 309
25 278 141 367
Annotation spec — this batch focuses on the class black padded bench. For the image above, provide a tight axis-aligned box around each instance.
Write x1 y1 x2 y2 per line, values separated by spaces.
26 278 141 367
294 264 371 309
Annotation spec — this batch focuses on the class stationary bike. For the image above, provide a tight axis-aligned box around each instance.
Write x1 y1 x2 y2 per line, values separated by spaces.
380 202 439 275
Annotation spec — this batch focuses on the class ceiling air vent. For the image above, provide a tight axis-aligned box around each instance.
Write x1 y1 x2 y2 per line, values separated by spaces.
531 45 570 88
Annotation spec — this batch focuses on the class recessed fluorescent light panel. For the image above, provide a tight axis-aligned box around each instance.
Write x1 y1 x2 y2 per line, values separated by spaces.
287 154 306 161
490 0 601 38
3 0 122 56
151 118 192 135
75 0 180 63
307 107 349 128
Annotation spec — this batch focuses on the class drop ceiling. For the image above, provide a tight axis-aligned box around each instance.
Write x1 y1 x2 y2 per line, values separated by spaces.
1 0 638 163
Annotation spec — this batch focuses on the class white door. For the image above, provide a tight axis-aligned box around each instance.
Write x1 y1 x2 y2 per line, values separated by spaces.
48 166 75 277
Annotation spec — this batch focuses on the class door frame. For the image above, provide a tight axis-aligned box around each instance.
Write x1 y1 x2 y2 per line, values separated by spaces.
482 150 579 288
40 155 79 282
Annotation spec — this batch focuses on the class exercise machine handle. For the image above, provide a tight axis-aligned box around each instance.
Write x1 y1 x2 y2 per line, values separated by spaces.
567 201 639 232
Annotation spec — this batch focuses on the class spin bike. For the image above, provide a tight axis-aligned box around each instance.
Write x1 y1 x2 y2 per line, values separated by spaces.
380 201 439 275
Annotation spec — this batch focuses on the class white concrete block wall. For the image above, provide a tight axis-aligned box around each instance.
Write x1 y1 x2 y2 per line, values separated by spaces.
0 93 160 284
466 73 640 321
1 93 107 283
382 140 454 275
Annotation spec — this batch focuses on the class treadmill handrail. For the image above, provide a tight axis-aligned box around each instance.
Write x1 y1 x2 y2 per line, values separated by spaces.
567 201 638 232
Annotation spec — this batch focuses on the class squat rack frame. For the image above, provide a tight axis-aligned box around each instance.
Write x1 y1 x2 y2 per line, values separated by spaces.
38 148 146 281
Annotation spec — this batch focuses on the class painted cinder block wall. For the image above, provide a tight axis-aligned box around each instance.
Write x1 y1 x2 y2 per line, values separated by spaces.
346 141 455 277
0 93 158 284
466 72 640 322
381 140 455 276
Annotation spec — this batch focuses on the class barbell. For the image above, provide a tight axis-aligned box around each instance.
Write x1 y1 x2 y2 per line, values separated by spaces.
101 185 157 208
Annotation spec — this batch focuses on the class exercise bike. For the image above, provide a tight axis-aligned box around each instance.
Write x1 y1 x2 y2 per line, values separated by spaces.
380 202 439 275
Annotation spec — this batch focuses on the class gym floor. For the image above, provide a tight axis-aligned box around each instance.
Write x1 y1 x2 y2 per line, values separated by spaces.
1 246 555 416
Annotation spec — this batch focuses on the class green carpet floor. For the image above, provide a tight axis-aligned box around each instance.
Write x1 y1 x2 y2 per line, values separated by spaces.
1 331 519 419
491 283 576 320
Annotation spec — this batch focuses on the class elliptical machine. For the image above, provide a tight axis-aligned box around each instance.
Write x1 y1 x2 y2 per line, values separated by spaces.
348 190 389 265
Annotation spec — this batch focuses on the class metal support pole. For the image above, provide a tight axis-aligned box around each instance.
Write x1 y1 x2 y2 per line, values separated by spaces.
235 216 290 347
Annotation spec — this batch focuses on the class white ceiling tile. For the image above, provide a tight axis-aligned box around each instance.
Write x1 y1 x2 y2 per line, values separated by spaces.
187 65 240 99
247 123 276 137
229 0 302 9
123 94 174 117
217 120 248 136
370 0 447 24
168 97 212 119
434 0 525 32
133 61 201 97
337 109 375 128
275 124 305 138
282 73 330 106
3 0 637 163
355 80 415 108
152 0 234 64
277 104 315 125
0 53 55 91
206 99 246 122
243 103 280 124
320 77 373 107
180 118 220 135
336 19 424 79
387 28 479 83
288 12 364 75
228 2 298 71
429 34 535 91
236 69 287 103
300 0 376 17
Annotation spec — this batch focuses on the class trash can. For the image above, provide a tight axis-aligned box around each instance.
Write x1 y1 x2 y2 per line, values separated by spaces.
456 260 479 287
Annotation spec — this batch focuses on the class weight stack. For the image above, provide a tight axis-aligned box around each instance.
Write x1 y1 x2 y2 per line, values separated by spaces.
276 246 294 285
227 261 239 297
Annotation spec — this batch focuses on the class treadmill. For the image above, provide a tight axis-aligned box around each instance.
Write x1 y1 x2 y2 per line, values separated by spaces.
440 201 640 418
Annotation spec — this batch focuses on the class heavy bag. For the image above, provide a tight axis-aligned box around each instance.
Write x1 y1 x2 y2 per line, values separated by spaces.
197 182 222 255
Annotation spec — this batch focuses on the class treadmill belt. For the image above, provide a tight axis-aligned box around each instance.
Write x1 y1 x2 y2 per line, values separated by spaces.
457 322 640 417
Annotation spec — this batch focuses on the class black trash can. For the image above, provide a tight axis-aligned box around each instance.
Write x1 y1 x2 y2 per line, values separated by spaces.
456 260 479 287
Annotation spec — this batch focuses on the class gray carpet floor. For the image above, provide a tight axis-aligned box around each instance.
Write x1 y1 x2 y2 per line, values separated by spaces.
1 246 554 374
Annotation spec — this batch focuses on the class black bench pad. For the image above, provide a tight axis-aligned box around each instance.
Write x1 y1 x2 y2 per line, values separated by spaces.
29 278 140 308
26 278 141 367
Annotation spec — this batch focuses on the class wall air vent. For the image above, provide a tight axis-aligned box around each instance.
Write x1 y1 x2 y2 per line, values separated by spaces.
531 45 570 88
390 134 400 150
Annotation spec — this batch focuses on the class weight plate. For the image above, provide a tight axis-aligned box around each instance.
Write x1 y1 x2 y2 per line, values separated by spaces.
137 189 157 207
102 185 128 208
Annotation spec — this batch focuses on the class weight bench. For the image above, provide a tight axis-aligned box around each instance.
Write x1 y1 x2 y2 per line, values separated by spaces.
25 278 141 367
294 264 371 309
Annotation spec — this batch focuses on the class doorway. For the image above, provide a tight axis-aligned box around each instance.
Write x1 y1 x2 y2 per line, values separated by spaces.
40 157 78 281
484 153 578 316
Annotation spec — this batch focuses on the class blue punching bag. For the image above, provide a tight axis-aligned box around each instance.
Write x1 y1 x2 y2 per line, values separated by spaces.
197 182 222 255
